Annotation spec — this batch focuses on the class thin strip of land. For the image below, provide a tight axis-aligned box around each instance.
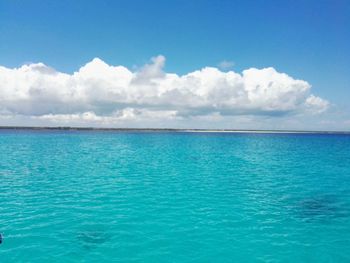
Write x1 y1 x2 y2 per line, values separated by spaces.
0 126 349 134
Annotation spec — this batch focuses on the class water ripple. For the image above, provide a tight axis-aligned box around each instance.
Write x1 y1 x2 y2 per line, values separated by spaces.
0 132 350 262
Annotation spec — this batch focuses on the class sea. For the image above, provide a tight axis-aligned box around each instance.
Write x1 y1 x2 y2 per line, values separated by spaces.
0 130 350 262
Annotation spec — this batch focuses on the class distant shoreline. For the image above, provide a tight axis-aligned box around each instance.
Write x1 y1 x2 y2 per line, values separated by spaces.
0 126 349 134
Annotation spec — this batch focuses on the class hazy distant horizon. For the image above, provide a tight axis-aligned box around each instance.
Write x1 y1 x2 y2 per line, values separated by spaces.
1 125 350 134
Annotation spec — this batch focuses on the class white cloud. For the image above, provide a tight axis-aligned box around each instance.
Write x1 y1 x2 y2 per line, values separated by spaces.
218 60 234 70
0 55 329 127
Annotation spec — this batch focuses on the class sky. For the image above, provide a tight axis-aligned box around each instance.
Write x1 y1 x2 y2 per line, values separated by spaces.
0 0 349 130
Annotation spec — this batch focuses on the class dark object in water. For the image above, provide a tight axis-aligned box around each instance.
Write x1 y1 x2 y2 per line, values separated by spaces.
300 199 336 216
297 195 347 221
76 230 111 250
77 231 108 245
0 233 2 244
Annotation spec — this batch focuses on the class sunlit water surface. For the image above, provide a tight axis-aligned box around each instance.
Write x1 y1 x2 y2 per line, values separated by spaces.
1 131 350 262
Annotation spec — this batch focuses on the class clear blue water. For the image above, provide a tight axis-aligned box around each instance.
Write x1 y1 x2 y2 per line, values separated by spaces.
1 131 350 262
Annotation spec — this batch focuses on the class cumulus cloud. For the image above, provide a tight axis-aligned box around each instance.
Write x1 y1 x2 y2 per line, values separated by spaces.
0 55 329 126
218 60 235 70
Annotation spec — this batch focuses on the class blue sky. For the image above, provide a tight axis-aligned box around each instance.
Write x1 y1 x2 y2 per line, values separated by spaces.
0 0 349 129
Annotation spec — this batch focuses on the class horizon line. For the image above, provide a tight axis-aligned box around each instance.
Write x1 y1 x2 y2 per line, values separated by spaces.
0 126 349 134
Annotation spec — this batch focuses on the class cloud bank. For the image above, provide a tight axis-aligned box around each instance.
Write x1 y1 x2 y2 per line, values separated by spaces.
0 55 329 127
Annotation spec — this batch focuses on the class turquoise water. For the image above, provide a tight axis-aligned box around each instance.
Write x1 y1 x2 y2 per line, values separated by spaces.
1 131 350 262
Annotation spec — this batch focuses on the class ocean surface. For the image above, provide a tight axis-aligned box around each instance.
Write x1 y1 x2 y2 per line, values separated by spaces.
0 130 350 262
